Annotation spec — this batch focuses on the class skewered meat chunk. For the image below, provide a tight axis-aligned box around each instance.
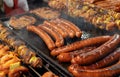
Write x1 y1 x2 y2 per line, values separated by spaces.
42 72 58 77
48 0 67 10
0 24 43 68
0 44 28 77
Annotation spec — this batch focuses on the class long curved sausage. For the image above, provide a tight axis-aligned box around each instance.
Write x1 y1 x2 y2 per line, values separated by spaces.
51 35 111 56
55 18 82 38
57 46 97 62
38 24 64 47
68 61 120 77
43 21 68 38
71 34 120 65
78 47 120 69
27 25 55 50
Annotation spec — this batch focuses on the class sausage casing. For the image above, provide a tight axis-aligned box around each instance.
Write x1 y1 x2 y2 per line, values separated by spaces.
51 35 111 56
44 21 68 38
57 46 96 62
71 34 120 65
38 24 64 47
27 25 55 50
68 61 120 77
56 18 82 37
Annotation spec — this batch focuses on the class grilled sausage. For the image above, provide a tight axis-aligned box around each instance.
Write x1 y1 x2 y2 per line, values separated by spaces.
57 46 96 62
57 22 76 38
51 35 111 56
27 25 55 50
68 61 120 77
38 24 64 47
55 18 82 38
44 21 68 38
75 47 120 69
71 34 120 65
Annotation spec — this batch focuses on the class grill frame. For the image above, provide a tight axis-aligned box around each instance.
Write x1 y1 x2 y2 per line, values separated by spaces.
2 5 120 77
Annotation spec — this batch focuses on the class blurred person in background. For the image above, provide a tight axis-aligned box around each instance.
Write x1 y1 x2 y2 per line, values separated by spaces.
0 0 29 16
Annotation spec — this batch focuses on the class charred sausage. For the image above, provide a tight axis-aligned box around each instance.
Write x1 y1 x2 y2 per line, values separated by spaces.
57 46 96 62
44 21 68 38
68 61 120 77
27 25 55 50
55 18 82 38
51 35 111 56
57 22 76 38
38 24 64 47
77 47 120 69
71 34 120 65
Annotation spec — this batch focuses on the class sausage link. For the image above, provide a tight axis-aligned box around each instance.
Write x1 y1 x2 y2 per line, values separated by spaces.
27 25 55 50
71 34 120 65
49 20 75 38
51 35 111 56
68 61 120 77
83 47 120 69
56 18 82 38
57 22 76 38
57 46 96 62
38 24 64 47
44 21 68 38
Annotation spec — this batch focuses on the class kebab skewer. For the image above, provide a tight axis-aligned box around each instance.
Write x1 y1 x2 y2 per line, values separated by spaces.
0 24 42 68
0 44 28 77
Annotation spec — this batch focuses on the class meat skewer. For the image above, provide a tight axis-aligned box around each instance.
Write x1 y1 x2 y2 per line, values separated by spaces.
38 24 64 47
51 35 111 56
71 34 120 65
0 25 43 68
0 44 28 77
42 72 58 77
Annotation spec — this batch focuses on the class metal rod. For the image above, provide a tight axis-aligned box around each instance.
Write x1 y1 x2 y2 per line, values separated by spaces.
28 66 41 77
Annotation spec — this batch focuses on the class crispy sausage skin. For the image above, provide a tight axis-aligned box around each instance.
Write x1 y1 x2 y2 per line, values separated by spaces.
56 18 82 38
76 47 120 69
49 20 75 38
71 34 120 65
38 24 64 47
51 35 111 56
44 21 68 38
68 61 120 77
27 25 55 50
57 46 96 62
57 22 76 38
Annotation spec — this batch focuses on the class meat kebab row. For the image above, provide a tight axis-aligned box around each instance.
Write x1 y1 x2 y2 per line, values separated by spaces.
26 18 120 77
0 24 59 77
48 0 120 31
